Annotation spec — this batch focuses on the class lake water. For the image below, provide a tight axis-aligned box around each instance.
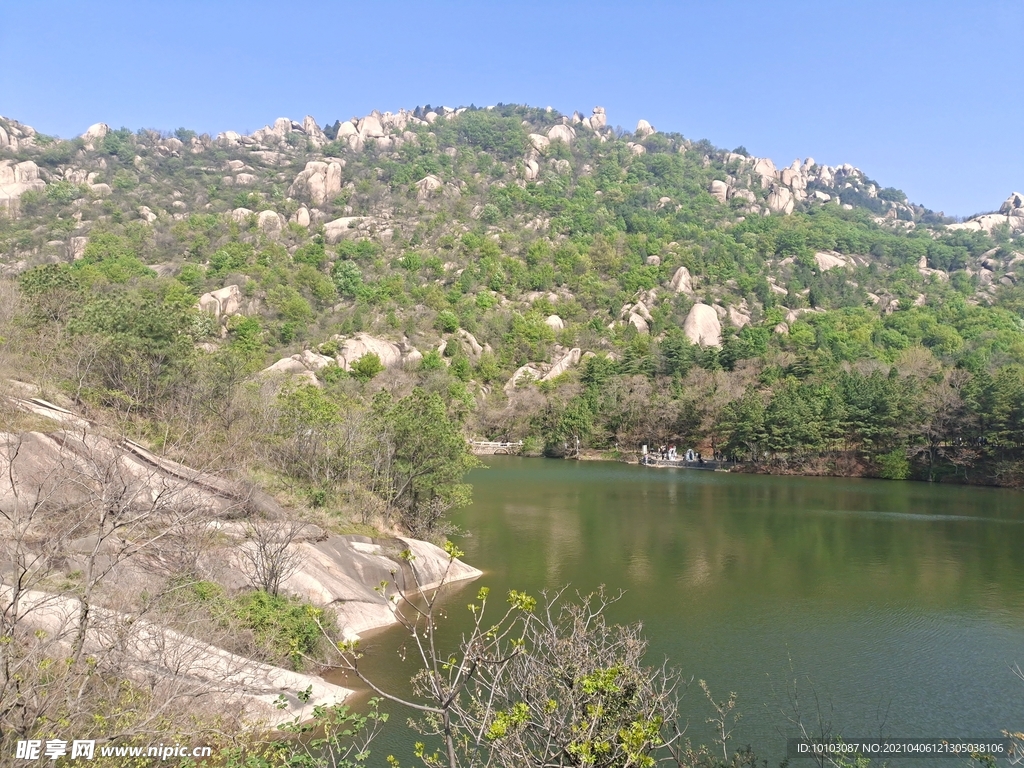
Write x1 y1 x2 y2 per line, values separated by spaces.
333 457 1024 765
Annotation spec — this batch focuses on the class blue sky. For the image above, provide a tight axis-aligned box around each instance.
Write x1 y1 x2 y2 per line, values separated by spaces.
3 0 1020 217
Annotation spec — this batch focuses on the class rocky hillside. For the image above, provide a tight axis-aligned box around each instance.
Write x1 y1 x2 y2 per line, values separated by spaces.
2 103 1024 485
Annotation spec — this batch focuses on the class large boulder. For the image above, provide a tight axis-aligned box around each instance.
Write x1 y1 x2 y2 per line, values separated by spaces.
291 206 311 228
0 160 46 214
728 302 751 328
544 315 564 331
999 191 1024 215
358 114 385 140
682 303 722 347
669 266 694 295
752 157 778 187
542 348 582 381
257 210 284 235
813 251 849 271
528 133 550 152
324 216 372 244
415 174 443 201
709 180 730 204
547 124 575 144
590 106 607 130
635 119 655 138
628 313 650 334
301 115 327 148
199 285 243 322
80 122 109 148
288 160 343 206
767 185 795 215
264 350 335 379
335 333 417 371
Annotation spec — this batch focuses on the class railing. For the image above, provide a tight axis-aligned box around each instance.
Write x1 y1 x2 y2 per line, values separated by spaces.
469 440 524 455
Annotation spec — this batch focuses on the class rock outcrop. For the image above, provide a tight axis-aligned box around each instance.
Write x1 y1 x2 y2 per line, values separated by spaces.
545 314 564 331
635 120 655 138
949 192 1024 235
669 266 694 295
683 303 722 347
323 216 374 244
542 347 582 380
0 160 46 214
415 174 443 200
199 285 243 322
288 160 343 206
547 124 576 144
334 333 420 371
709 180 730 204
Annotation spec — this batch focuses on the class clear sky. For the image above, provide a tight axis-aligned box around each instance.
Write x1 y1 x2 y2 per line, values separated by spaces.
2 0 1020 217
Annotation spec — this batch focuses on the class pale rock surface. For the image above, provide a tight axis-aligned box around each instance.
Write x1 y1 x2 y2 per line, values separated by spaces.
69 236 88 261
814 251 849 271
199 285 243 322
524 157 540 180
289 160 343 206
541 348 582 380
0 160 46 213
669 266 694 295
358 114 385 140
544 314 564 330
683 303 722 347
416 174 443 200
590 106 607 130
10 588 352 728
635 119 655 138
917 254 948 280
767 185 795 215
709 180 730 203
302 115 327 147
264 350 335 376
275 534 481 642
324 216 372 244
628 313 650 334
504 364 545 394
456 329 488 361
80 122 109 148
999 191 1024 214
334 333 418 371
291 206 311 227
752 157 778 187
230 207 254 224
138 205 157 223
547 124 576 144
257 210 284 235
728 302 751 328
528 133 550 152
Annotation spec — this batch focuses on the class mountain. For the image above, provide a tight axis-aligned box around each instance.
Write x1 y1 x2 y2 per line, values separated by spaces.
2 103 1024 485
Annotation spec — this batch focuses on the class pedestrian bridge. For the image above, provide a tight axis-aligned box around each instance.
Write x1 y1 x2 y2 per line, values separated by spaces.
469 440 524 455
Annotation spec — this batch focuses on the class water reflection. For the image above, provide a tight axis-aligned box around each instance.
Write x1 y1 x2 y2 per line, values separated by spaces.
351 458 1024 764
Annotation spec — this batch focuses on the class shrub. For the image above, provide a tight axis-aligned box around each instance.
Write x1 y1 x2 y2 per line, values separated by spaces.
350 353 384 381
878 449 911 480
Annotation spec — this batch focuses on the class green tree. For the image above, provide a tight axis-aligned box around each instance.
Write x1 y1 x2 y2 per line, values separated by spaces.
372 389 480 536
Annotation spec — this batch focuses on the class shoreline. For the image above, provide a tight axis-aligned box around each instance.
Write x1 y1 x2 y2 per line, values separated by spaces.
493 447 1021 489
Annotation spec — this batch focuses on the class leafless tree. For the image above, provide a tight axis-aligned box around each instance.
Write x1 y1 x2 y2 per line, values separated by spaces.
236 518 305 596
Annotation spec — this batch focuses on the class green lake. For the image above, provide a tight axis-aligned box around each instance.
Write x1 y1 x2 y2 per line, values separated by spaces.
335 457 1024 764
